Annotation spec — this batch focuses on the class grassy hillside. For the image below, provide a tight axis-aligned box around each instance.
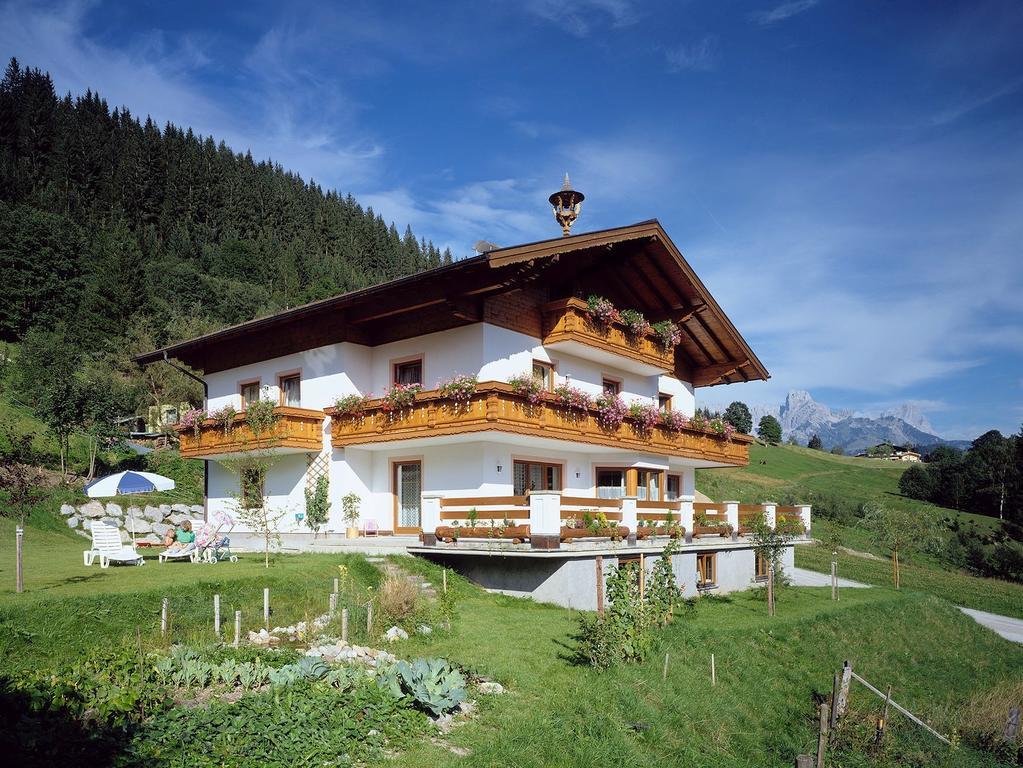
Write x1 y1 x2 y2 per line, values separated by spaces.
2 520 1021 767
698 442 998 531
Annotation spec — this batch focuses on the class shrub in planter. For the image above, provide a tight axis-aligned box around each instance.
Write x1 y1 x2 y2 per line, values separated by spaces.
508 372 545 405
709 417 736 441
660 409 690 433
179 408 206 439
552 383 592 413
628 402 660 432
333 393 370 418
438 374 477 405
246 398 279 438
210 405 237 436
689 412 707 432
595 393 627 430
619 308 650 340
585 294 621 329
382 382 421 412
651 320 682 353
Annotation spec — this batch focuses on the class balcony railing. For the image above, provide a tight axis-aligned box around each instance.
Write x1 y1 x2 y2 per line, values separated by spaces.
326 382 752 465
541 297 675 374
175 406 325 459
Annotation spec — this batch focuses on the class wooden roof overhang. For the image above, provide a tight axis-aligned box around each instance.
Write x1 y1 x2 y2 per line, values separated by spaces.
135 220 768 387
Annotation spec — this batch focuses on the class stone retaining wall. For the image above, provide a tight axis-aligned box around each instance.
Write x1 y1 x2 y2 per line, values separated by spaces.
60 501 205 545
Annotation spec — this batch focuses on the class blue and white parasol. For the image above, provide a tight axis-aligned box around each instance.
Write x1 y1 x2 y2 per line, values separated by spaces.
84 471 176 498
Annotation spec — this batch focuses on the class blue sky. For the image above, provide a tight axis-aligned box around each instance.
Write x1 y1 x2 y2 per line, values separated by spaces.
2 0 1021 439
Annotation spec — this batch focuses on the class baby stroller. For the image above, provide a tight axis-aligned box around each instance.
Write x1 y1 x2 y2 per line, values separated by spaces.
195 511 239 563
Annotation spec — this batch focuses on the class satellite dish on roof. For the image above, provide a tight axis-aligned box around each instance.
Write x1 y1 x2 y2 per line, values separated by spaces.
473 240 500 254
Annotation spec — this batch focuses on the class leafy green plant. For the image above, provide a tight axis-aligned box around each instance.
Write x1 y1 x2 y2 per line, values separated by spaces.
332 393 370 417
386 658 467 717
341 491 361 528
304 474 329 535
245 397 278 437
467 507 479 527
210 405 237 436
576 563 653 669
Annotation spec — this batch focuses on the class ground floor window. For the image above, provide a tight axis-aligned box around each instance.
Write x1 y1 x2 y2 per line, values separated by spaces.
755 551 769 581
240 465 266 510
697 552 717 588
636 469 662 501
513 460 562 495
666 474 681 501
596 468 626 499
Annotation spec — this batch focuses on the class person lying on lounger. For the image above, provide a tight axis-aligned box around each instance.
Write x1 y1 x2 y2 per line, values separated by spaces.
162 520 195 552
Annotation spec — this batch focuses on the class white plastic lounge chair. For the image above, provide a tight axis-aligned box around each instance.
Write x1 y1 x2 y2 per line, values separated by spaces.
158 541 199 563
83 522 144 567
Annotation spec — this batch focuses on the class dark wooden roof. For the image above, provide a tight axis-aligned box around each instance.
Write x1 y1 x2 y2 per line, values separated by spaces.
135 220 769 387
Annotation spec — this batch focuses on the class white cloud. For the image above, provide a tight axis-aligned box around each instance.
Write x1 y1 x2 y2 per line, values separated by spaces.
524 0 639 37
665 35 719 73
749 0 819 26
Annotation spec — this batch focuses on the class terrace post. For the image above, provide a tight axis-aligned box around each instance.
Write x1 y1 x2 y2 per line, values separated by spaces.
621 496 638 546
421 493 443 546
797 504 812 537
761 502 777 530
529 490 561 550
680 496 695 544
724 501 740 542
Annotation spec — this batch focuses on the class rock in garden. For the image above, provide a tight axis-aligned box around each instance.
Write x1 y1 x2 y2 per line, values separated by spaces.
127 506 142 519
190 505 204 514
416 625 432 635
152 522 171 537
81 519 92 531
80 501 106 518
100 517 121 528
168 512 191 525
159 504 171 517
66 516 80 529
125 517 153 533
60 504 75 517
105 503 123 517
385 626 409 642
143 505 163 522
171 503 191 514
140 533 162 545
478 681 505 695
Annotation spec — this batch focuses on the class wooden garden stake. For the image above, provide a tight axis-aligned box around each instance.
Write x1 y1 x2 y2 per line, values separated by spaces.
234 610 241 647
15 525 24 594
596 556 604 617
711 653 716 686
367 601 373 635
443 569 447 593
875 684 892 745
263 587 270 629
795 756 813 768
333 576 339 594
341 608 349 643
662 652 669 680
816 703 829 768
829 672 841 734
831 557 838 601
214 594 221 636
329 592 338 616
767 562 775 616
161 597 168 636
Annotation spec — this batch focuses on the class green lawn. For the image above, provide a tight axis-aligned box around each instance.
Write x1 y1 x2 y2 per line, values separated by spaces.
2 507 1022 767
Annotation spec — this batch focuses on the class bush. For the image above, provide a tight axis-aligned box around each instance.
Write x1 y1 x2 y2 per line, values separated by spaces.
898 463 934 500
576 563 656 669
377 572 420 626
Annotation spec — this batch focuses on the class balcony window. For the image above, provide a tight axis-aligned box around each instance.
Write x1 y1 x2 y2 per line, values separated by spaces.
394 359 423 386
697 552 717 588
596 468 626 499
513 460 562 495
602 378 621 395
240 381 261 409
532 361 555 391
658 393 672 411
279 375 301 407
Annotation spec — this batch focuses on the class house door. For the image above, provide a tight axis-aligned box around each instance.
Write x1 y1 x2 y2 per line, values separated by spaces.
394 461 422 533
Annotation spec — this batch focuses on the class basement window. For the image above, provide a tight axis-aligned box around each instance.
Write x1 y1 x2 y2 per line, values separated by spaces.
697 552 717 589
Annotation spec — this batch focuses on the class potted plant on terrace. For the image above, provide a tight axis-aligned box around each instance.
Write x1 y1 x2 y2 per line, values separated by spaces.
381 383 421 416
693 511 733 538
585 294 621 330
331 393 370 420
619 308 650 342
341 492 361 539
438 374 477 408
179 408 207 441
507 372 545 405
636 514 686 541
651 320 682 354
436 509 530 544
560 511 629 542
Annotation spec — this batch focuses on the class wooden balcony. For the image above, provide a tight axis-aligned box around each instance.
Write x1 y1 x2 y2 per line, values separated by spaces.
175 406 325 459
541 297 675 375
327 382 750 465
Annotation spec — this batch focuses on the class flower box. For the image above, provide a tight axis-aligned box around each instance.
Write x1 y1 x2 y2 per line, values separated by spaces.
559 525 629 542
636 526 686 541
692 524 733 538
435 525 530 544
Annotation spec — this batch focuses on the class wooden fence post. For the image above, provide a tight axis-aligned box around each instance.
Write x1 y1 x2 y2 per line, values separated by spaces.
214 594 221 637
831 556 838 601
829 671 841 735
836 661 852 719
816 703 829 768
263 587 270 629
711 653 716 686
161 597 168 637
341 608 349 643
662 652 669 680
367 601 373 635
795 756 813 768
333 576 339 594
329 592 337 616
596 556 605 616
234 610 241 648
1004 706 1021 745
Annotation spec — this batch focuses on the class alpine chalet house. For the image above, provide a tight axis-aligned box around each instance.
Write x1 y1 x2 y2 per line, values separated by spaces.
137 178 810 609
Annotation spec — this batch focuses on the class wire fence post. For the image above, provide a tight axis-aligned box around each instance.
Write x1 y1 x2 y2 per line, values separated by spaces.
263 587 270 630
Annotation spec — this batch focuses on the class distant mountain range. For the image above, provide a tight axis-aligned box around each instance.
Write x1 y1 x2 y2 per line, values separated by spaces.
714 390 972 454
